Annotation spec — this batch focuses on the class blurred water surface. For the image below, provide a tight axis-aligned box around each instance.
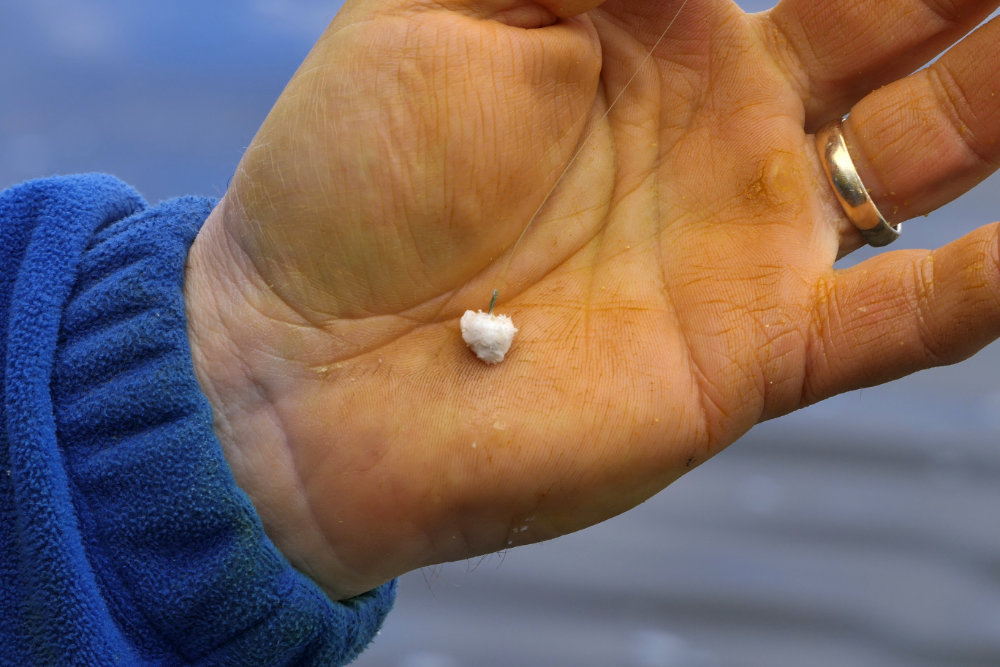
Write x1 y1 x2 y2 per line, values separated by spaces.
3 2 999 665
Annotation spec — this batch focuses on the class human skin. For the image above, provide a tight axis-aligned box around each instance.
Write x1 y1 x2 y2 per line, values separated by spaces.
182 0 1000 599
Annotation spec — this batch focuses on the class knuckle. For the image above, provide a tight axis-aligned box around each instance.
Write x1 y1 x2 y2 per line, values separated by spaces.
801 273 839 404
919 0 964 27
909 254 949 366
979 223 1000 313
927 65 998 170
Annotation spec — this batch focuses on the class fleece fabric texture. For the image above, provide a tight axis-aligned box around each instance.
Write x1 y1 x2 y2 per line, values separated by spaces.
0 174 395 665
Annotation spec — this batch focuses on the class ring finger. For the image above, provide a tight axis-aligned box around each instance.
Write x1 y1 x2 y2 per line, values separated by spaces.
841 14 1000 227
806 13 1000 252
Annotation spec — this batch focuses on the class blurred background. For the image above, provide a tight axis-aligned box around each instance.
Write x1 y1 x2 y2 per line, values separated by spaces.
3 2 999 665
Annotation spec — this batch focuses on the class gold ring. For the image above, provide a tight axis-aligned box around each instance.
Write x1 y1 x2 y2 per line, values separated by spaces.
815 119 901 247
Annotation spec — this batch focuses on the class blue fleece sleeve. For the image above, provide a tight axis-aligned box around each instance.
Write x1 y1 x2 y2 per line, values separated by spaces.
0 174 395 666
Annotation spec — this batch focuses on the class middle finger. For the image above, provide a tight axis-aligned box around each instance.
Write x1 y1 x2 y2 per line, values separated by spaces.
765 0 1000 127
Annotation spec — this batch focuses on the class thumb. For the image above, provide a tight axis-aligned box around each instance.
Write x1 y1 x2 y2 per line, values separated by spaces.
803 222 1000 404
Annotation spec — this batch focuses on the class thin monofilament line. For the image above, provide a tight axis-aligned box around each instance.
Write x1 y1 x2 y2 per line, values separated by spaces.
492 0 690 303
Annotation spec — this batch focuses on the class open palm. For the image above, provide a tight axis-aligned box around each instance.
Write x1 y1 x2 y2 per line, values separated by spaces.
184 0 1000 598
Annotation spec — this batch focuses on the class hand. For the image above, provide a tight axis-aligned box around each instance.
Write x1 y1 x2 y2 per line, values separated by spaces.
183 0 1000 599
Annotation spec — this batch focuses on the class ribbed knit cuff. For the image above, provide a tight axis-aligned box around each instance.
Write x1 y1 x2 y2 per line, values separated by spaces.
3 174 394 665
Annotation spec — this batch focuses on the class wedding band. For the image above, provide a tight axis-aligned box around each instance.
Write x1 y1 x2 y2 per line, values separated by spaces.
815 120 901 247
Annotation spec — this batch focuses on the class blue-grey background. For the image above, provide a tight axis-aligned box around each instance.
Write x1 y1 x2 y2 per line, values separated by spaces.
3 2 999 665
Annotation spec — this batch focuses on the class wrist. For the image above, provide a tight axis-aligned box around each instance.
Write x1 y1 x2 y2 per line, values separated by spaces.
182 198 379 599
